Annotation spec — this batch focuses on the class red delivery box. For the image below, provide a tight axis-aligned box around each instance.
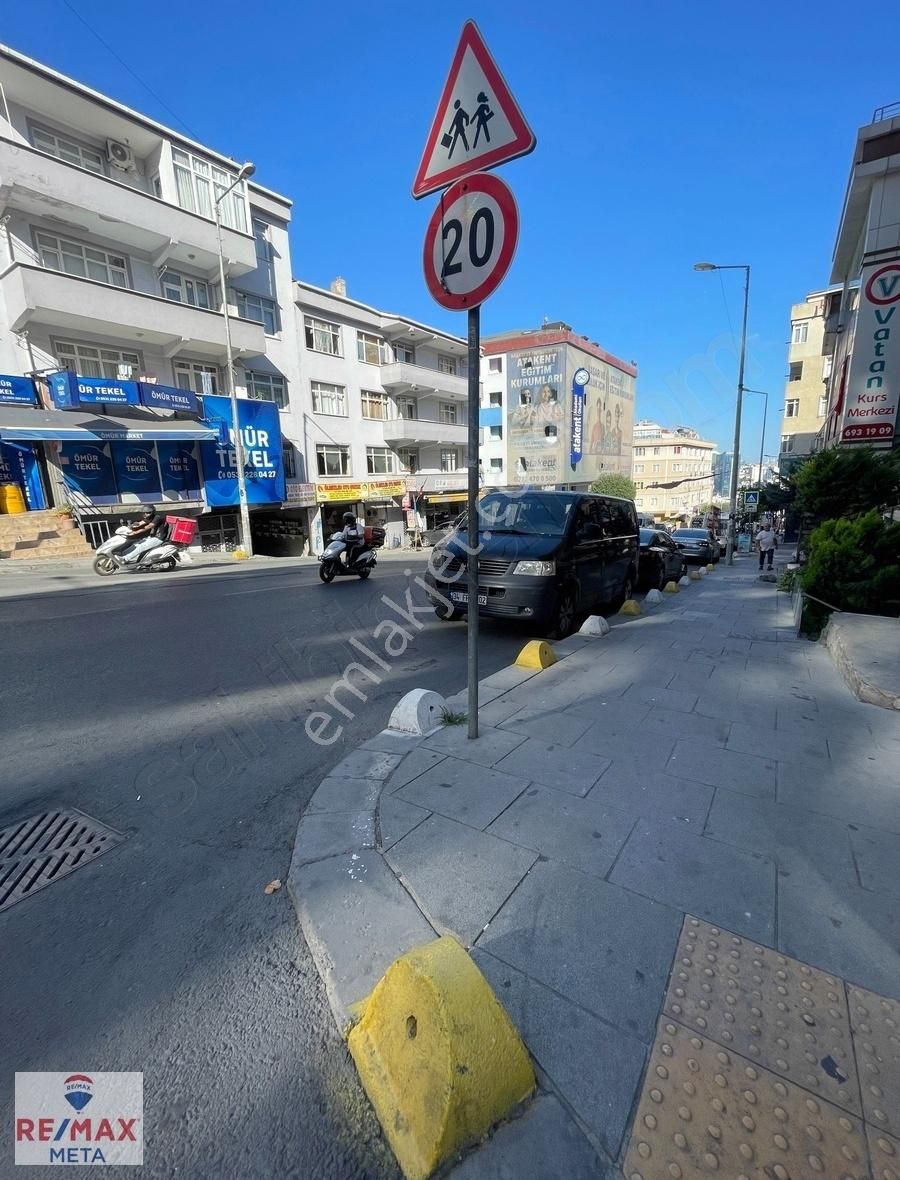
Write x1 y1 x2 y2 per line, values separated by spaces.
166 516 198 545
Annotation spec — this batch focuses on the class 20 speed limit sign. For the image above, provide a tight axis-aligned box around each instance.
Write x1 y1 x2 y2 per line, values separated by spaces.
423 172 519 310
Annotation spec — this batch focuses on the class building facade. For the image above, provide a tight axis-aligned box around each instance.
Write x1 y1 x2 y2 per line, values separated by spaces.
777 289 835 473
819 105 900 453
632 421 715 523
0 42 299 550
290 280 470 551
480 323 637 491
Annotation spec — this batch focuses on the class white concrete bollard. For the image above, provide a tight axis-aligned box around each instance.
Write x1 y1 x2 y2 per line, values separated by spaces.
678 575 691 587
644 588 663 605
697 567 708 577
387 689 446 736
578 614 611 637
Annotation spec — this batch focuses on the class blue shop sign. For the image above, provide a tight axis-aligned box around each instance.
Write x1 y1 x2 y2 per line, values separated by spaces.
48 371 140 409
138 382 200 415
111 442 162 501
199 394 285 507
0 441 47 509
58 442 118 503
158 442 201 499
0 374 37 405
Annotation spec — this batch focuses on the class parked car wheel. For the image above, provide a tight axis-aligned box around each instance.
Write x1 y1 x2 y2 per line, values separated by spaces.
656 561 668 591
546 588 577 640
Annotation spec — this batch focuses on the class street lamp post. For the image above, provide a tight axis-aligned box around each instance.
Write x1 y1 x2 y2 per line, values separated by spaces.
215 161 256 556
694 261 751 564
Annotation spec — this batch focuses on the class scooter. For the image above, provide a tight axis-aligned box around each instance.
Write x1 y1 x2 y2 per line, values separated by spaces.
318 533 377 582
92 525 188 577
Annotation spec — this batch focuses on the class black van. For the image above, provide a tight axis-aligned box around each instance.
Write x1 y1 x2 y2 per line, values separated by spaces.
424 489 639 639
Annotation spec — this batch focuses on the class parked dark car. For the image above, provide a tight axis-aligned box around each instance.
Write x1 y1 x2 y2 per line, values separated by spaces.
424 490 640 639
671 527 720 564
638 528 687 589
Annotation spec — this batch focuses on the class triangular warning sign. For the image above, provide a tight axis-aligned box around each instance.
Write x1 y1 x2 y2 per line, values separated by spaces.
412 20 536 199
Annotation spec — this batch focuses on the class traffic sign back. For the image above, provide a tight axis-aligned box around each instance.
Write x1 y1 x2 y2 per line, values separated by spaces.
412 20 536 200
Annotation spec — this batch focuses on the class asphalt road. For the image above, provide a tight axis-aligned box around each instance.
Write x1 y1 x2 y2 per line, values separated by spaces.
0 556 526 1178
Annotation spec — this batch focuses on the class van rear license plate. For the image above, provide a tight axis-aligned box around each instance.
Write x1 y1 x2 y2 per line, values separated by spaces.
450 591 488 606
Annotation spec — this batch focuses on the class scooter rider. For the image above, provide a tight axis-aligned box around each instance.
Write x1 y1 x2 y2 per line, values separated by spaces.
339 511 363 569
120 506 167 565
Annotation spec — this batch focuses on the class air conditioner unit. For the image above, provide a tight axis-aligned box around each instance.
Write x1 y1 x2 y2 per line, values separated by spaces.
106 139 136 171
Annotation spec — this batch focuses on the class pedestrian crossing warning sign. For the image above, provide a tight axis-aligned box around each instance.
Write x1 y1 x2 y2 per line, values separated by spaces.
412 20 536 199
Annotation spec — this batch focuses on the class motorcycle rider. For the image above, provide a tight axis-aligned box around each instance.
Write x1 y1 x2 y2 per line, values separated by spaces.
120 506 168 565
339 511 364 569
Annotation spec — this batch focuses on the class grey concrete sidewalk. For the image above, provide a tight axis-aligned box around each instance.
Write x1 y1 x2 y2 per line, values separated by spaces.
373 565 900 1176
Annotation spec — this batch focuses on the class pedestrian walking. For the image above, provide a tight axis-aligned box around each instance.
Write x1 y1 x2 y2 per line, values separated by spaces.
756 523 777 571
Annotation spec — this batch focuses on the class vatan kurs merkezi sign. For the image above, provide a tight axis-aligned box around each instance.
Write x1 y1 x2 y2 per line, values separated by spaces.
842 259 900 444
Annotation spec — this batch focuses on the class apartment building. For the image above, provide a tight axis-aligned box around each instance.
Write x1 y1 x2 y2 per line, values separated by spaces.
632 421 715 522
778 289 836 473
0 42 299 550
291 280 470 551
819 103 900 453
480 323 637 490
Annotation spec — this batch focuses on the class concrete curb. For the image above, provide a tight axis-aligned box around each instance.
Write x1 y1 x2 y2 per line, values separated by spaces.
286 627 604 1035
287 590 690 1174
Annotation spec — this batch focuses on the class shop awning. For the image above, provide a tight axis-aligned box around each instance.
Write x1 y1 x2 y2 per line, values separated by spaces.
0 407 217 443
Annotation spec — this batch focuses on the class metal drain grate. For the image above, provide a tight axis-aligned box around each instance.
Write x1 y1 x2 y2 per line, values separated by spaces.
0 809 125 913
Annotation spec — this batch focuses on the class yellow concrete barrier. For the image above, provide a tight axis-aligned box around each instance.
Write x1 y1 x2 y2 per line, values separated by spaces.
619 598 641 615
663 580 680 593
706 563 715 572
348 936 535 1180
515 639 557 669
689 571 702 581
233 548 249 561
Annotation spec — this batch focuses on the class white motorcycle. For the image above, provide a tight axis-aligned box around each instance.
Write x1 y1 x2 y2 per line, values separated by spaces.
318 532 379 582
92 524 187 577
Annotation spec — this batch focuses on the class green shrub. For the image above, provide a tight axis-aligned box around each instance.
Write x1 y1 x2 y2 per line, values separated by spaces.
799 510 900 631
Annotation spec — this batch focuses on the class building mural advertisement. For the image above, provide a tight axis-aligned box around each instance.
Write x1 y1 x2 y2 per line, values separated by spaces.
841 258 900 445
570 352 635 485
507 348 566 484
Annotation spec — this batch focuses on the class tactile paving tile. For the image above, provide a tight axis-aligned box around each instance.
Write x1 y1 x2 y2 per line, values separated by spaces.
664 915 861 1115
850 986 900 1138
868 1128 900 1180
624 1018 870 1180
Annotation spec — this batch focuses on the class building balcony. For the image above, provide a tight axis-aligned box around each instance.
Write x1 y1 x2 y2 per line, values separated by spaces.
380 361 467 400
1 263 266 359
0 136 257 276
382 417 468 446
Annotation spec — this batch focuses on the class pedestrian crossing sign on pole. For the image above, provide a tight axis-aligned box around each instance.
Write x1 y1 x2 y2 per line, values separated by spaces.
412 20 536 199
744 490 759 509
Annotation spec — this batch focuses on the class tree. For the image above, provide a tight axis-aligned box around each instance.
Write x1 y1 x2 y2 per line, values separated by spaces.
800 510 900 630
792 447 900 522
590 473 636 499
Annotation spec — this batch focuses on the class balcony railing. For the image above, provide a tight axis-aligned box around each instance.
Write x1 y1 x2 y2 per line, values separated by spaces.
380 361 467 399
873 101 900 123
1 263 266 359
382 417 468 445
1 135 257 276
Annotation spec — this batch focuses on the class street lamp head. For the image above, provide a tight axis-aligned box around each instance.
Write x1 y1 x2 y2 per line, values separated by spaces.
238 161 256 180
693 261 717 272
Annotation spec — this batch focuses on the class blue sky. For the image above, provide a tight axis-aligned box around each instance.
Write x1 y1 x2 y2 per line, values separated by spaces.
5 0 897 458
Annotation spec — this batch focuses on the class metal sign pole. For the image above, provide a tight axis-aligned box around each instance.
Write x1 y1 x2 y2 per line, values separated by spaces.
466 305 480 739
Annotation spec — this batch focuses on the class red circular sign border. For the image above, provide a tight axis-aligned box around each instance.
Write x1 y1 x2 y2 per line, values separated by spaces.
864 261 900 306
423 172 520 311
